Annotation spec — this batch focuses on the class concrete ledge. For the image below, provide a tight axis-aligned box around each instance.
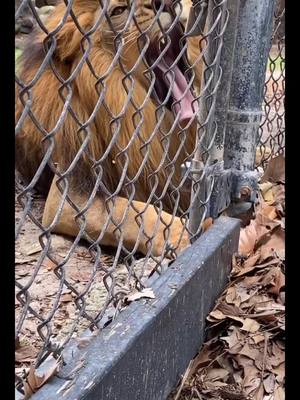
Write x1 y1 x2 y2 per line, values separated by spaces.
31 216 240 400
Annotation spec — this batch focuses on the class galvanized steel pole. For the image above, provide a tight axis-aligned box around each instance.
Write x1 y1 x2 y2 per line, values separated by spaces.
223 0 276 178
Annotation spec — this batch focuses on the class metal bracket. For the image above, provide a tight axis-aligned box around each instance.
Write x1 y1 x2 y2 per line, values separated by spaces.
182 161 260 220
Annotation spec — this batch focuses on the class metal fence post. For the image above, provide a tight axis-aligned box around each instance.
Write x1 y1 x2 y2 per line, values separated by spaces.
223 0 276 205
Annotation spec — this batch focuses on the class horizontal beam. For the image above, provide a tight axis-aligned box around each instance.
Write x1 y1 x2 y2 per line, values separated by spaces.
30 216 240 400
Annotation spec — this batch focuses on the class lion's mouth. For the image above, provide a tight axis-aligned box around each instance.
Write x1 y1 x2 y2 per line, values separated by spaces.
145 24 198 123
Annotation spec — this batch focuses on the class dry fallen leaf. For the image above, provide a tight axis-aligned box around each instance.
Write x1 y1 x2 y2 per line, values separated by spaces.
24 243 42 256
259 182 276 203
239 219 271 257
239 343 261 361
273 363 285 384
205 368 229 382
262 267 285 296
221 326 241 344
263 373 276 394
240 318 260 333
60 293 74 303
274 385 285 400
261 155 285 184
15 343 38 363
259 227 285 263
125 287 155 302
42 257 57 271
23 357 61 399
239 220 263 257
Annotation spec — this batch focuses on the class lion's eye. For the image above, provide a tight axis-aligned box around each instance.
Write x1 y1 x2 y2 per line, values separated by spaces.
111 6 127 17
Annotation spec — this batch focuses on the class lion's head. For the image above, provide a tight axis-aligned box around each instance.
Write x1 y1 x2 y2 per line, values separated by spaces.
16 0 199 212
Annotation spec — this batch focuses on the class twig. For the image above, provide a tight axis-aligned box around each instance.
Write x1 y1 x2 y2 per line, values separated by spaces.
174 359 194 400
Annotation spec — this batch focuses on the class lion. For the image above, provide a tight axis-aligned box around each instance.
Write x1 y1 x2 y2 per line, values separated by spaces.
15 0 204 258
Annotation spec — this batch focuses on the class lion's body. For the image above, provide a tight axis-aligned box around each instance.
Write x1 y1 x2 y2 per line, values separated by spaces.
16 0 203 256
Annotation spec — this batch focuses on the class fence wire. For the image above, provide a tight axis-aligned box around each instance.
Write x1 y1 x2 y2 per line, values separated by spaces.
15 0 230 394
257 0 285 168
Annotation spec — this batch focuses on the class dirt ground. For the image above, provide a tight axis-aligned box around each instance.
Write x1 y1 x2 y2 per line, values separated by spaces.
15 190 157 380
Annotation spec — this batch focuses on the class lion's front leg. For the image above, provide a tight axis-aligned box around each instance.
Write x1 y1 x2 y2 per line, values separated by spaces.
42 177 190 258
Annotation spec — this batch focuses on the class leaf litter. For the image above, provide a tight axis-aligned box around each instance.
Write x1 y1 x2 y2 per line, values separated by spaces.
15 192 157 389
169 156 285 400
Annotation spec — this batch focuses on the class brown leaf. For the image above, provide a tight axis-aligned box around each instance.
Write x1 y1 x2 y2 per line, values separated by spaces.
253 382 264 400
259 182 275 203
259 228 285 263
261 155 285 184
243 252 261 271
218 387 248 400
203 380 228 390
240 318 260 333
60 293 73 303
256 147 272 166
75 330 99 349
272 184 285 207
23 357 61 399
15 337 21 350
217 303 241 317
236 285 257 305
273 363 285 384
216 355 235 376
239 343 260 361
233 258 280 278
259 181 273 194
68 270 92 283
255 301 285 314
225 286 239 306
238 220 264 256
242 364 261 395
42 258 57 271
208 309 226 321
205 368 229 382
15 257 36 265
15 343 38 363
255 213 281 235
24 243 42 256
263 374 276 394
15 265 31 278
251 333 267 345
239 215 273 257
221 327 244 351
125 287 155 302
258 202 278 221
185 339 222 381
262 267 285 296
269 342 285 367
274 385 285 400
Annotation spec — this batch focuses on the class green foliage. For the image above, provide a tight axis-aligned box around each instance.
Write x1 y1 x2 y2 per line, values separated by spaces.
267 55 285 72
15 48 22 75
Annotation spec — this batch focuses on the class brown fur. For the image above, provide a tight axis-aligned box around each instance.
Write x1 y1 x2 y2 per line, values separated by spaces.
16 0 203 257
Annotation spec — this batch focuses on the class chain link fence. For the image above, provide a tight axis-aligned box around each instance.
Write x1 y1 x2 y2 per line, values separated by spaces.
257 0 285 167
15 0 285 397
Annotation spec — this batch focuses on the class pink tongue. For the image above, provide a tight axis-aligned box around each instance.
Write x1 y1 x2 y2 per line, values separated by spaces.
157 61 198 122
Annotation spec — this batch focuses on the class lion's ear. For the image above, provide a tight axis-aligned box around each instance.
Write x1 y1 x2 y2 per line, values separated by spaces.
41 2 98 62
